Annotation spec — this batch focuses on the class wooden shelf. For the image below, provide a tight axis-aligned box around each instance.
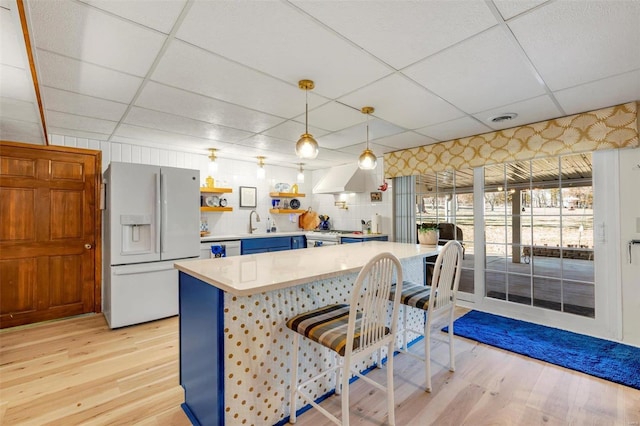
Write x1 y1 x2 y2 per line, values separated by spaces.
269 192 305 198
269 208 306 214
200 207 233 212
201 187 232 193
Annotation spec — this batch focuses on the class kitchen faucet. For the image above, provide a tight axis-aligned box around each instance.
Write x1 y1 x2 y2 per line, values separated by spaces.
249 210 261 234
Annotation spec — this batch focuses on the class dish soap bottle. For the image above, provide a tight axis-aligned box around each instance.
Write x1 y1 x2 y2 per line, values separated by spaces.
271 217 277 233
266 217 271 233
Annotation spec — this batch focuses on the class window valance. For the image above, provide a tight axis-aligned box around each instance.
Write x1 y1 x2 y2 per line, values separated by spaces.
384 101 639 178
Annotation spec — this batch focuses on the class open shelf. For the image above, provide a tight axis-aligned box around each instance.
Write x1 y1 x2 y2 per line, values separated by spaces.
269 208 306 214
201 187 232 193
200 207 233 212
269 192 305 198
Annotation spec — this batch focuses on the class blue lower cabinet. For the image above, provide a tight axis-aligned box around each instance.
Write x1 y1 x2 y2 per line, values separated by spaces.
291 236 306 249
241 236 305 254
341 236 388 244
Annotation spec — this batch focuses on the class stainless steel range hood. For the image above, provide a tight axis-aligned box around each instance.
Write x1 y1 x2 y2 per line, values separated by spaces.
312 163 367 194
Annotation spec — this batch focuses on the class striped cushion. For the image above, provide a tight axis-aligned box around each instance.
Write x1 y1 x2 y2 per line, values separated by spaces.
286 304 389 356
389 281 432 310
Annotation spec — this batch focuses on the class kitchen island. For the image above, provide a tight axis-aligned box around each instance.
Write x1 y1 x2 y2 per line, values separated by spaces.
174 241 439 425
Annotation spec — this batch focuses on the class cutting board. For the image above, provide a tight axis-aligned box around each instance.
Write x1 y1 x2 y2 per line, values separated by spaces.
298 208 320 230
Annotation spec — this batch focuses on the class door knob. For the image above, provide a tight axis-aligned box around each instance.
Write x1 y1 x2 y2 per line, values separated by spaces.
85 244 92 249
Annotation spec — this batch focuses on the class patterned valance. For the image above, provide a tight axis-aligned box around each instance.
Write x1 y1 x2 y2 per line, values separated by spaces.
384 101 639 178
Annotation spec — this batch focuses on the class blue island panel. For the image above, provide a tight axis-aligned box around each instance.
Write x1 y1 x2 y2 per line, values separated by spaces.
179 272 225 426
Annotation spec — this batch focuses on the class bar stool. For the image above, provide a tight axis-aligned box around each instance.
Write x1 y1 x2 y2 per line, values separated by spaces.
389 240 463 392
286 252 404 426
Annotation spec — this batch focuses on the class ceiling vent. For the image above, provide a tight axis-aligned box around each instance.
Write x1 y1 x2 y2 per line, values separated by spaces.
489 113 518 123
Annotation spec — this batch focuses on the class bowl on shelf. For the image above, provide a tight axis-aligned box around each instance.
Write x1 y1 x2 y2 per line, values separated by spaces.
274 183 290 192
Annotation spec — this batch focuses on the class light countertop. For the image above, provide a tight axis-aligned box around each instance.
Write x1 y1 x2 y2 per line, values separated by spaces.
200 231 307 242
175 241 439 296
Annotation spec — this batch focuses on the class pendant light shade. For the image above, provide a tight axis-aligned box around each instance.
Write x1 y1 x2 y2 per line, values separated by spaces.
297 163 305 183
358 106 377 170
296 80 319 159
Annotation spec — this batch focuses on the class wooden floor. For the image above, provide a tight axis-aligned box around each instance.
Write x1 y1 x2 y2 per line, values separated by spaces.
1 310 638 426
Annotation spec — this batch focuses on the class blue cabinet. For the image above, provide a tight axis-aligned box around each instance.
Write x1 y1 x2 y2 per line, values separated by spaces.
241 235 307 255
291 236 306 250
341 236 388 244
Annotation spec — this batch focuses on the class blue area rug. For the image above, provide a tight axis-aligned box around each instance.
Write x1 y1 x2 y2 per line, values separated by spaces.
444 310 640 390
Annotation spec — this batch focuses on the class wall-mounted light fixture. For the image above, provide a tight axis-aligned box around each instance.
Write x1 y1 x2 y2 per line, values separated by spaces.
297 163 305 183
358 106 377 170
257 156 266 179
295 79 319 159
208 148 218 174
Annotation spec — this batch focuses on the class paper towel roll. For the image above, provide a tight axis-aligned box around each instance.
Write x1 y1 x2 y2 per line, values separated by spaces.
371 213 381 234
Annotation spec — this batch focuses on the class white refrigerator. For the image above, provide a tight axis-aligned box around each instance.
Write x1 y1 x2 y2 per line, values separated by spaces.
103 162 200 328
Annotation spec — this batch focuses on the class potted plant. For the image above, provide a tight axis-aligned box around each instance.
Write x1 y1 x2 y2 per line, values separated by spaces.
418 223 439 245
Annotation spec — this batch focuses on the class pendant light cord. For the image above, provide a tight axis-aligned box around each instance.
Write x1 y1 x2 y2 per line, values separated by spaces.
305 89 309 134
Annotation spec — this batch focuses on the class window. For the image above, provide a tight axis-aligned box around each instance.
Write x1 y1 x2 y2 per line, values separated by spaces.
416 169 475 295
484 154 594 317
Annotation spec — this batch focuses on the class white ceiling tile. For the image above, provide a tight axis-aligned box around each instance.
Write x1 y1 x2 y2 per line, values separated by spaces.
0 64 35 102
369 131 437 151
293 0 498 70
416 116 493 141
27 0 166 76
46 110 118 134
236 135 295 155
554 70 640 115
1 8 26 68
492 0 547 20
404 26 546 114
472 95 563 131
175 1 392 99
317 118 405 150
339 74 465 129
36 50 143 103
113 123 236 150
261 120 329 142
124 107 254 143
0 97 39 123
42 87 128 121
304 102 362 132
136 82 286 134
336 142 395 157
152 40 327 118
508 1 640 90
0 117 45 144
77 0 186 33
47 126 111 141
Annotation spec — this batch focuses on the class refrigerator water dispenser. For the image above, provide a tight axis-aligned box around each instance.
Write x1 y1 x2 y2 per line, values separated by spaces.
120 214 152 254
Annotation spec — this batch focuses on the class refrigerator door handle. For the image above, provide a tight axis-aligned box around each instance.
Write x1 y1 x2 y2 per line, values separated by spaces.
160 171 168 255
112 263 176 275
155 172 162 254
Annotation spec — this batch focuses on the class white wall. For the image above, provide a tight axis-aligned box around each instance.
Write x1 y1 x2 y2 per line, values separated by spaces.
50 134 311 235
309 164 393 238
619 147 640 345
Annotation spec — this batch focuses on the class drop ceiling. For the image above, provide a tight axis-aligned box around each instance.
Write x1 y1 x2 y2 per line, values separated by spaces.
1 0 639 170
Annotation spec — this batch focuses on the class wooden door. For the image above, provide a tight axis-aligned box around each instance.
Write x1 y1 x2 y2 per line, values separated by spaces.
0 141 101 328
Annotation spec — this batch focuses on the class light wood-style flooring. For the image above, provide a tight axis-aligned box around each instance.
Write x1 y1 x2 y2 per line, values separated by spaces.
1 309 638 425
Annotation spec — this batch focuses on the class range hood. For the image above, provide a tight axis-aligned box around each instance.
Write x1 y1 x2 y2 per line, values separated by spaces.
313 163 367 194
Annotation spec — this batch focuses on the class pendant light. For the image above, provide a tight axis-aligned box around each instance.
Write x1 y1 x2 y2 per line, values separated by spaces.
358 106 377 170
257 156 266 179
295 79 319 159
207 148 218 174
297 163 305 183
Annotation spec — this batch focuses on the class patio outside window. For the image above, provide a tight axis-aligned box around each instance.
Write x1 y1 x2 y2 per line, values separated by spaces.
484 153 595 317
